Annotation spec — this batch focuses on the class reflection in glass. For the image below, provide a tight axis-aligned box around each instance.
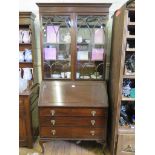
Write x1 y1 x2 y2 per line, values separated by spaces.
76 16 106 80
42 16 71 79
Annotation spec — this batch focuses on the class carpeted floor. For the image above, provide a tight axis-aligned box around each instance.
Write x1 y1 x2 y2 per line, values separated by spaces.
19 139 111 155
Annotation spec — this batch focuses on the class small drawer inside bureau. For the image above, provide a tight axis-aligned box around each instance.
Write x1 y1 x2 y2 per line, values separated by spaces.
40 127 105 139
39 107 107 117
40 116 106 127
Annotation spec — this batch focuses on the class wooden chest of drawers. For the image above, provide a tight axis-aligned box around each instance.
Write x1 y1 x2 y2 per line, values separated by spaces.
19 83 39 148
38 81 108 150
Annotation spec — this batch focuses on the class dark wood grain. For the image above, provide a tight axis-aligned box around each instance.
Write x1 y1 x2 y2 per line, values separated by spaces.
19 97 24 107
40 127 105 139
19 106 27 145
70 13 77 80
38 81 108 107
19 94 33 147
19 12 35 26
36 3 111 14
19 62 33 68
19 84 39 148
38 81 108 152
40 116 106 127
39 107 107 117
19 44 32 51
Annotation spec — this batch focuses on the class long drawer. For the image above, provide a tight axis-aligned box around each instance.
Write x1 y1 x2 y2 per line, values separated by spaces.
40 127 105 139
40 116 106 127
39 107 107 117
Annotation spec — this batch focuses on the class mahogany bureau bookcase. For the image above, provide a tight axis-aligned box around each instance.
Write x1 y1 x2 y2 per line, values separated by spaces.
36 3 111 152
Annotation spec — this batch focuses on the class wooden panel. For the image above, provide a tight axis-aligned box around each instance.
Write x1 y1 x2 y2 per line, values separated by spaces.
39 107 107 117
116 134 135 155
19 62 33 68
39 81 108 107
108 1 135 154
19 18 31 25
19 84 39 148
40 116 106 127
19 44 32 51
108 4 127 155
19 108 27 143
40 127 105 139
30 84 39 139
37 3 111 14
19 96 24 107
19 12 35 25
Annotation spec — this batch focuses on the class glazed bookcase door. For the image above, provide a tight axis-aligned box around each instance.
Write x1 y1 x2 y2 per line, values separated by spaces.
41 15 72 80
76 15 106 80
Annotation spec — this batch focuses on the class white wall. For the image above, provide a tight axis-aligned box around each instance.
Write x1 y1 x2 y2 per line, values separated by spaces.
19 0 128 81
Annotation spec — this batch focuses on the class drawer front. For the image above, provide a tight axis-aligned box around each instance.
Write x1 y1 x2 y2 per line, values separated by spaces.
40 127 105 139
117 134 135 155
39 107 107 117
40 116 106 127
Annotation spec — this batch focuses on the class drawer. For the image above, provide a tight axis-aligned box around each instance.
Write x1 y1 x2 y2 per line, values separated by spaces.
117 134 135 155
40 127 105 139
39 107 107 117
40 116 106 127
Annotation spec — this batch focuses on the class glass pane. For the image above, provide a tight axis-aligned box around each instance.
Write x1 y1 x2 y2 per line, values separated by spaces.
76 16 106 80
42 16 71 79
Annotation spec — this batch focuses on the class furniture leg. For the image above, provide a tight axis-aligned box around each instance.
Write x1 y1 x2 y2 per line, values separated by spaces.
39 140 45 154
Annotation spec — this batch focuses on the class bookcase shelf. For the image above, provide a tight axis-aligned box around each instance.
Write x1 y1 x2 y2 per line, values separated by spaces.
126 48 135 52
19 62 33 68
123 75 135 79
122 96 135 101
128 22 135 26
118 125 135 134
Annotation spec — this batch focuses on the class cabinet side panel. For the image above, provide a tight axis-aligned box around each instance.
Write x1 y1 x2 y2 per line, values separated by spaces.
108 5 126 155
30 84 39 141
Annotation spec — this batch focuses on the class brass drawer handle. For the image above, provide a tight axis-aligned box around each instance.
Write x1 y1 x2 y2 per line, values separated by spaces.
50 110 55 116
123 145 135 153
51 120 55 125
90 130 95 136
91 111 96 116
51 130 56 135
91 120 95 126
